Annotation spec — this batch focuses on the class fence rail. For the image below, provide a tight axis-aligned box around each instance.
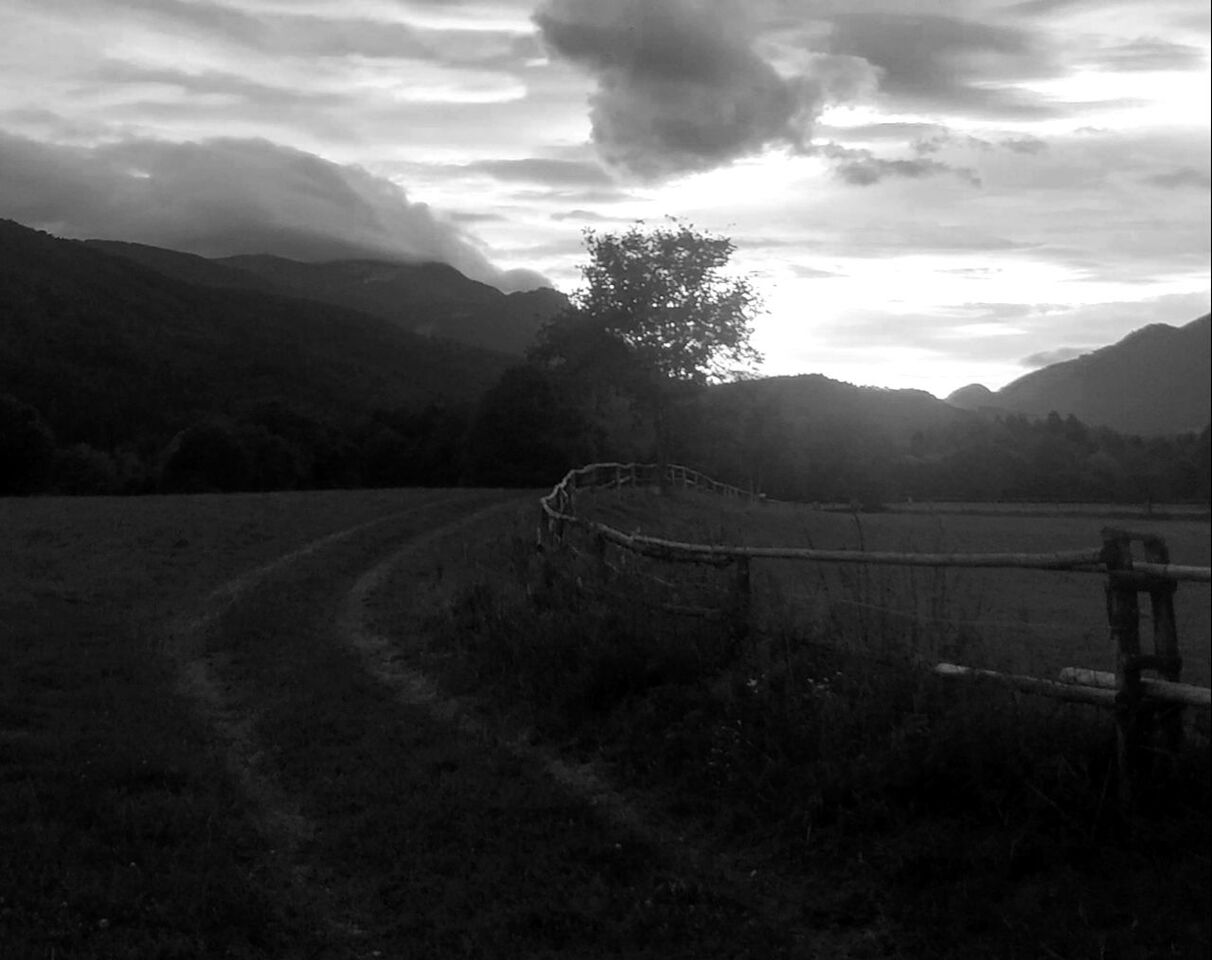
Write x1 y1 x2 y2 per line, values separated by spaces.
539 462 1212 808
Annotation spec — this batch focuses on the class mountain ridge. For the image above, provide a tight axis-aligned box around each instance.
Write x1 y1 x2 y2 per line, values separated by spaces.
87 239 569 356
947 314 1210 435
1 218 513 452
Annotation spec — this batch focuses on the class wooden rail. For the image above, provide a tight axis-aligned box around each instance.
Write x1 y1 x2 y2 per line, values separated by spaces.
539 463 1212 806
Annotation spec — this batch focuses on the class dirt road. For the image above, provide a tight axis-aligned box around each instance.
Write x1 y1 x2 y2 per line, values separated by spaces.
161 491 823 958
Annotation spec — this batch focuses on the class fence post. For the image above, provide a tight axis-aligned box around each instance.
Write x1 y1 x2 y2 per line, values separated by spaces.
1142 535 1184 754
1103 529 1142 813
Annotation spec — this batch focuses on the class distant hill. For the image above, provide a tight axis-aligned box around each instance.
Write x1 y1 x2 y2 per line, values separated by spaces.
89 240 569 356
682 374 968 500
947 314 1211 436
713 374 964 441
1 219 513 453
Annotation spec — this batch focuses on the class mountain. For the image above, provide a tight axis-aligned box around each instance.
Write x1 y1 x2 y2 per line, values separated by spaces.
945 382 996 411
88 240 569 356
947 315 1211 436
713 374 965 441
676 374 970 501
1 219 513 454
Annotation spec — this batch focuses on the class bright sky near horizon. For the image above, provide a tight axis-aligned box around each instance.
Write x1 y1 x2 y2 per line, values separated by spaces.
1 0 1208 398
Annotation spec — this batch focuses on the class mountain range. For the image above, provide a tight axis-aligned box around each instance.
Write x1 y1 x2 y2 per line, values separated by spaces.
85 239 569 356
2 217 1207 490
0 219 519 452
947 314 1210 436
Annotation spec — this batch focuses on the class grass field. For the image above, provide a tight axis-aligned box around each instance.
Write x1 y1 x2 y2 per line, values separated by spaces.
573 489 1212 685
367 484 1210 959
3 486 1209 959
0 489 530 958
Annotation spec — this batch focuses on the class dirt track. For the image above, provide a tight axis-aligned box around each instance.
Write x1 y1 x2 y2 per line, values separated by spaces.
160 491 830 958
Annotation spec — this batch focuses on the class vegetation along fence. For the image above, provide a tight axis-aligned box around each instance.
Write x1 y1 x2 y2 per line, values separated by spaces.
538 462 1212 806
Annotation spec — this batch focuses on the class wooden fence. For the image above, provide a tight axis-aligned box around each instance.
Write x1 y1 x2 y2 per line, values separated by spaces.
539 462 1212 806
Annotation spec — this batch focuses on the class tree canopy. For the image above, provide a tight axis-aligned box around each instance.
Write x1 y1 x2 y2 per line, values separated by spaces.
536 220 763 386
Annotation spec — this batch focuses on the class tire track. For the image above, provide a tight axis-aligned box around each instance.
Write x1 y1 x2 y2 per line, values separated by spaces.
160 491 832 956
338 505 832 953
158 492 512 955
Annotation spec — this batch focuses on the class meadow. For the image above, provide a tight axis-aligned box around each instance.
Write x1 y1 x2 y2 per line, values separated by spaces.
574 490 1212 685
374 485 1210 959
2 486 1209 958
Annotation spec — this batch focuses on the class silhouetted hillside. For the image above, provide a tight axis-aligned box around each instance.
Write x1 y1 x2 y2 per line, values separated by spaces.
0 219 511 456
673 375 968 501
84 239 279 294
216 254 568 356
87 240 569 357
947 315 1211 435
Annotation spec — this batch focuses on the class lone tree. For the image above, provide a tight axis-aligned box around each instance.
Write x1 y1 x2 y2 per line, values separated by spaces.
533 219 763 482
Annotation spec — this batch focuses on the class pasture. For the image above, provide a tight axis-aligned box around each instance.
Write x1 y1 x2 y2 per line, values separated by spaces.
2 486 1208 959
573 490 1212 685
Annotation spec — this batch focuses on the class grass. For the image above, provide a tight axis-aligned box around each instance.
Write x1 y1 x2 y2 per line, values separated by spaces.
0 489 499 958
576 488 1212 684
368 485 1211 959
3 486 1208 958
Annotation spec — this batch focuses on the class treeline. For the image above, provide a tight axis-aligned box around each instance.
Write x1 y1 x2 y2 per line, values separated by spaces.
3 367 1210 504
0 364 591 496
680 403 1211 506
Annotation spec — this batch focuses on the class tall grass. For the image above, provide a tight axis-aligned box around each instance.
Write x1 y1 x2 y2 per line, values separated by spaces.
416 493 1211 959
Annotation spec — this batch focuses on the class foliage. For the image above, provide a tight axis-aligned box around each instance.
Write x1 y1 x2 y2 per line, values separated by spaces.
464 364 597 487
0 392 56 494
536 220 762 384
532 221 763 476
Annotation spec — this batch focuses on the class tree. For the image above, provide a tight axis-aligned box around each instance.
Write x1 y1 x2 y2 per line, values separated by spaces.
0 393 56 495
464 365 596 487
533 220 762 484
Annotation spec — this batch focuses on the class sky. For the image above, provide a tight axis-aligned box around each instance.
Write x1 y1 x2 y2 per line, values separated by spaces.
1 0 1208 398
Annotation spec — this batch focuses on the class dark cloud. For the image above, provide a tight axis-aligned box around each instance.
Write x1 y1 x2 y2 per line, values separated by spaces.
0 130 541 290
825 12 1064 119
1020 346 1087 367
533 0 873 179
816 143 982 186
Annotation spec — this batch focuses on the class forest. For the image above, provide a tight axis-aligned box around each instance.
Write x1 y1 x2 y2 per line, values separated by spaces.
3 366 1209 506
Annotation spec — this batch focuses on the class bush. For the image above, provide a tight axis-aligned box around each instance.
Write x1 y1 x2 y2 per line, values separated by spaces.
53 443 120 495
0 393 56 494
159 422 252 492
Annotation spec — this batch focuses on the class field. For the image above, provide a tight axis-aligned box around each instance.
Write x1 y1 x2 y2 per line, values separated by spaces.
573 490 1212 685
2 486 1209 958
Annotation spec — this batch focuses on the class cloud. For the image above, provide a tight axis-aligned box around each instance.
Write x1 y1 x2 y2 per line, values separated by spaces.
816 142 982 186
1072 38 1209 72
31 0 534 67
1000 136 1048 154
824 12 1065 119
1020 346 1087 367
550 208 625 222
532 0 877 180
1144 166 1211 190
0 130 544 290
788 264 845 279
455 157 614 186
